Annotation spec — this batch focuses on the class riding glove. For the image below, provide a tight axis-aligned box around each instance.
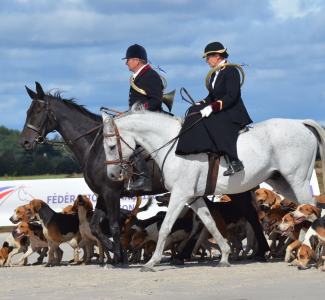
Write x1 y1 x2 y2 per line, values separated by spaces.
200 105 213 117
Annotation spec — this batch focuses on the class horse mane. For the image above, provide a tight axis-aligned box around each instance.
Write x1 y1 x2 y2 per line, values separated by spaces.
46 91 101 122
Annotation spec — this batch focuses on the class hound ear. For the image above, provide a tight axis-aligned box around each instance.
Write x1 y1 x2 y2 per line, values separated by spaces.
86 196 94 211
265 189 271 200
25 207 32 218
312 206 321 217
35 82 45 99
267 189 277 204
25 86 37 100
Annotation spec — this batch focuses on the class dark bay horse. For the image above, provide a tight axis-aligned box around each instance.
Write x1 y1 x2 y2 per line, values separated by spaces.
20 82 166 263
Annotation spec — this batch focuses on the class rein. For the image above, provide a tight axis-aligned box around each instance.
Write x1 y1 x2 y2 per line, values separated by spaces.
27 98 103 146
26 97 104 169
136 111 203 159
103 111 204 177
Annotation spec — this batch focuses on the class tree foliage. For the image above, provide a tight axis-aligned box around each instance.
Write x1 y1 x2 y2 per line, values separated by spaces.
0 126 81 176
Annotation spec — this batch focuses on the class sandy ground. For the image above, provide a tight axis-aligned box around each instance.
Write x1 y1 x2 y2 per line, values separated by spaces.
1 233 324 300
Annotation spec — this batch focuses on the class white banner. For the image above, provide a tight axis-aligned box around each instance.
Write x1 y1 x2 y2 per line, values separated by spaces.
0 170 320 227
0 178 166 227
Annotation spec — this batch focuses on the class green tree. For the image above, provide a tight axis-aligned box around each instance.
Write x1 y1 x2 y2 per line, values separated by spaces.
0 126 81 176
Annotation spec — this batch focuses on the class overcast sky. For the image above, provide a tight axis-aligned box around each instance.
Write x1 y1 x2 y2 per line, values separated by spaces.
1 0 325 131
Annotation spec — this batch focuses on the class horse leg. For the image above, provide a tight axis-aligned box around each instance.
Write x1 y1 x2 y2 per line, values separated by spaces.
236 191 270 259
104 190 125 266
286 181 313 204
189 197 231 266
267 176 298 201
90 207 115 260
270 175 313 204
141 193 191 272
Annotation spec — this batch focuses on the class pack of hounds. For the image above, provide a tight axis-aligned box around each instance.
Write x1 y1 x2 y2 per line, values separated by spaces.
0 188 324 271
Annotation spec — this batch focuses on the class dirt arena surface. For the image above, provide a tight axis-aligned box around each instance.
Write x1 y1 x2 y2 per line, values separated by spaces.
1 233 324 300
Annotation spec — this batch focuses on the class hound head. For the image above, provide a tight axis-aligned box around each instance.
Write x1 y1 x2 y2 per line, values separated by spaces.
255 188 281 209
297 244 316 270
277 212 295 235
75 195 93 213
29 199 46 219
293 204 321 223
15 221 30 237
262 208 285 234
9 204 32 224
280 198 298 212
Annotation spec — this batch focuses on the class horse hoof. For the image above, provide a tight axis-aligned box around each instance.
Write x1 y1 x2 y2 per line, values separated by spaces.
104 264 114 269
170 258 185 266
115 263 129 269
140 266 155 272
251 255 267 263
45 263 54 267
218 262 230 267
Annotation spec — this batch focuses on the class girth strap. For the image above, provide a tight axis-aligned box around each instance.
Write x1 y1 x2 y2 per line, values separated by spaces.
204 153 220 196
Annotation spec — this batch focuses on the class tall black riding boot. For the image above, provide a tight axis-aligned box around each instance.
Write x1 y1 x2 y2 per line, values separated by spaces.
129 154 152 191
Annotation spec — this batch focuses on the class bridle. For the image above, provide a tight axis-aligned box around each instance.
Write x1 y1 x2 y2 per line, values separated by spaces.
102 111 204 184
103 117 136 173
25 97 102 146
26 98 52 144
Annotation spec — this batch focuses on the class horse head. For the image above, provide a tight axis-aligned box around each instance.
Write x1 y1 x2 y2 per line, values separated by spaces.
101 109 136 182
20 82 57 150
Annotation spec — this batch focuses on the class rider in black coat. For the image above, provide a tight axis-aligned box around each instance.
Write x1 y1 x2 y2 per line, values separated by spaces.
123 44 164 190
176 42 252 176
128 66 163 111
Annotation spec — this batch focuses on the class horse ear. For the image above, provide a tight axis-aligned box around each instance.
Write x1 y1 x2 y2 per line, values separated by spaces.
100 109 114 130
100 108 110 122
131 101 144 112
35 82 45 99
25 86 37 100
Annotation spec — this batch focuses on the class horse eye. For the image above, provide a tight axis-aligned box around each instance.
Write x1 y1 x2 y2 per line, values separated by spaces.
109 145 116 151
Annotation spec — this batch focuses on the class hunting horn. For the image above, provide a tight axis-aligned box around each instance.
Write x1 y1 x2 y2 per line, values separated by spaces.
162 89 175 112
130 75 175 112
205 63 245 90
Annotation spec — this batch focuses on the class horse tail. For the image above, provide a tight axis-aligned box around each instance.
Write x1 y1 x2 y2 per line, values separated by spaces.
302 119 325 191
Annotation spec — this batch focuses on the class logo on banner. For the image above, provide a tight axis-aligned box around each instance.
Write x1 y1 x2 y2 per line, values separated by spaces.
0 186 15 201
0 185 35 207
